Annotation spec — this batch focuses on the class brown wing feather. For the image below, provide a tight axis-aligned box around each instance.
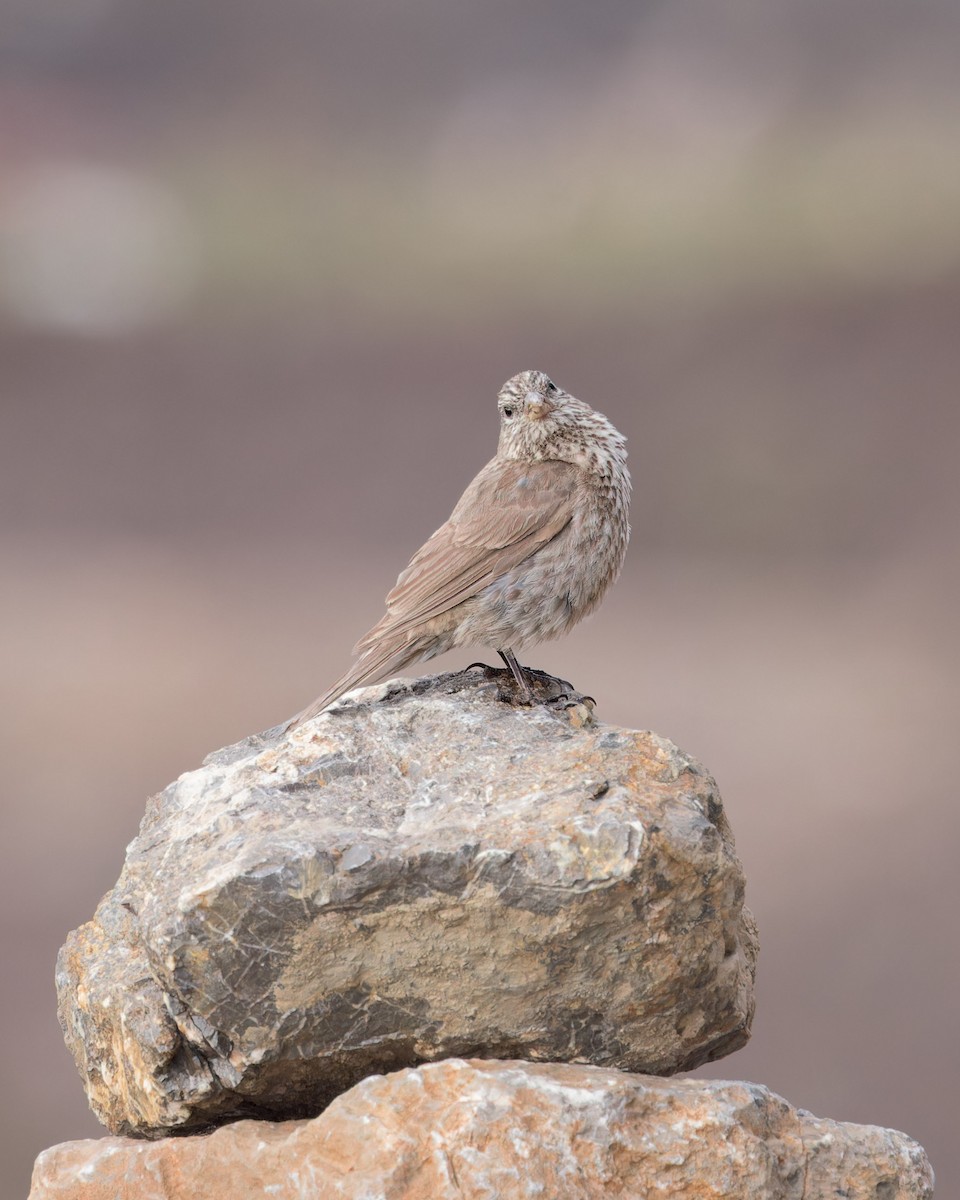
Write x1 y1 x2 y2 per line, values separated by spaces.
355 458 579 651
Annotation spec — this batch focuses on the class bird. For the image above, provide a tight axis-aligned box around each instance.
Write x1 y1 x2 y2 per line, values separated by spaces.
286 369 630 728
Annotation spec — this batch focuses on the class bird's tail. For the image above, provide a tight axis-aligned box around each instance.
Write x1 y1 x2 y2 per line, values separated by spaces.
284 634 424 730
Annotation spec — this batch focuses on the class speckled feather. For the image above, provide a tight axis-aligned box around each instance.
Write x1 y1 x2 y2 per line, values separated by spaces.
288 370 630 726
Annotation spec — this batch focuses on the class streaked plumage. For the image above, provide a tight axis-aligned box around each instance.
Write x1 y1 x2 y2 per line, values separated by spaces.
287 370 630 727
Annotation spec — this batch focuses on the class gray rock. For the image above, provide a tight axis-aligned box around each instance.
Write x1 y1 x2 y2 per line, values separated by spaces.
29 1060 934 1200
57 667 757 1136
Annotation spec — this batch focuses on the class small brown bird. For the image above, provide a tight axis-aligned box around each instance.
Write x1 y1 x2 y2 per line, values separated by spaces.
287 369 630 727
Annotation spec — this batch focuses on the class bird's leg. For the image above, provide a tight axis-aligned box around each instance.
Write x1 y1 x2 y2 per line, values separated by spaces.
498 648 534 704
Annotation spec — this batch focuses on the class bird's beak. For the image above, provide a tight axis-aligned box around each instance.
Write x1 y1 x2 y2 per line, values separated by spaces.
525 392 551 419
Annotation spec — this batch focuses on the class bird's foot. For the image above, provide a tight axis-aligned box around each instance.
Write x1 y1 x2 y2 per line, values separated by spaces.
464 661 534 703
465 661 594 717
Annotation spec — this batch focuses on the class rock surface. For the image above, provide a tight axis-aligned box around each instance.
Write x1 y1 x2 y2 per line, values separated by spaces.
57 667 757 1137
29 1058 934 1200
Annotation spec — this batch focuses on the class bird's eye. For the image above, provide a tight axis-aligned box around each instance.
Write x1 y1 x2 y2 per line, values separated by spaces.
502 406 515 419
544 378 558 395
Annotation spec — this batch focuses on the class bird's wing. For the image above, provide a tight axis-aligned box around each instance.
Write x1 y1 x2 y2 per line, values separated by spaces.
356 457 579 650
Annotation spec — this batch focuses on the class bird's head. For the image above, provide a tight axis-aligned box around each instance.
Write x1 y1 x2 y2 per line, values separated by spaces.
496 369 626 474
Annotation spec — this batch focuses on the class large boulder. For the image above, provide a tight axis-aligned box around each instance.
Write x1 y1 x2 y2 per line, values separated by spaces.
29 1059 934 1200
57 667 757 1136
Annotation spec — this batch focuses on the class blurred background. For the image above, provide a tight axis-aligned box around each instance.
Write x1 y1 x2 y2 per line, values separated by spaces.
3 0 959 1194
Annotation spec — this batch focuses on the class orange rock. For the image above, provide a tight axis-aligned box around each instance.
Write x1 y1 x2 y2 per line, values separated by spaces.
30 1060 934 1200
